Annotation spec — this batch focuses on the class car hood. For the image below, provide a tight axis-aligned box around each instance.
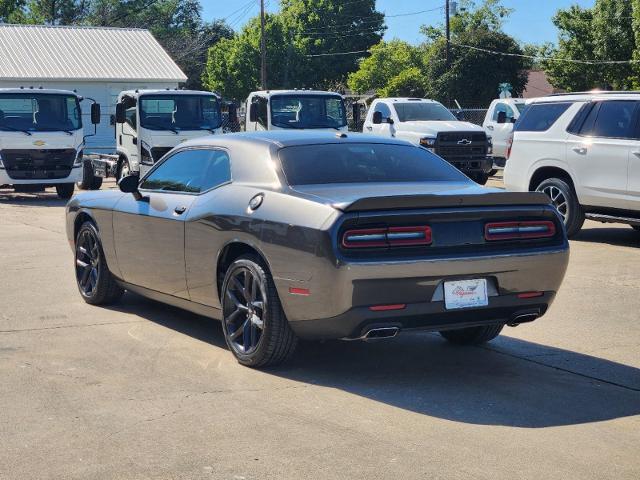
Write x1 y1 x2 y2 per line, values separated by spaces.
291 182 551 211
397 121 484 137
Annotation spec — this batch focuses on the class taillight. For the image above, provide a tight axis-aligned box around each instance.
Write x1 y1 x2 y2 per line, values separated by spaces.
506 134 513 160
342 226 432 248
485 221 556 241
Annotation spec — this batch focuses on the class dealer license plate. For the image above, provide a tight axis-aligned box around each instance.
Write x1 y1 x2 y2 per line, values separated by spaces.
444 279 489 310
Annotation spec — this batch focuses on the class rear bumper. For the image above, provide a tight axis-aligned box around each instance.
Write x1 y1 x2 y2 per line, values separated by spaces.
290 292 554 340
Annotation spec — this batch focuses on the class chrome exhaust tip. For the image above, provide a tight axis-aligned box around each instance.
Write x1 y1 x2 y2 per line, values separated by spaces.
508 312 539 327
363 326 400 341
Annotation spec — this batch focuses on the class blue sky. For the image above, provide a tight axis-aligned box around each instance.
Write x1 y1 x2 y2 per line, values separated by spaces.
202 0 595 46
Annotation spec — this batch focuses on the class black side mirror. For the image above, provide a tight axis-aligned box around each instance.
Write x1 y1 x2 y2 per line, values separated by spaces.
372 111 383 124
496 111 507 124
118 174 144 201
91 103 101 125
511 116 517 123
115 103 126 124
248 103 258 123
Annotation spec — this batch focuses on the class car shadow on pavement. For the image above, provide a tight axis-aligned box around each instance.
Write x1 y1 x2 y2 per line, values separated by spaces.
111 292 640 429
0 189 69 207
573 226 639 248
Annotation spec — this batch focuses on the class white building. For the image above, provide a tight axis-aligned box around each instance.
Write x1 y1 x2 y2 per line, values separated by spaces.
0 24 187 151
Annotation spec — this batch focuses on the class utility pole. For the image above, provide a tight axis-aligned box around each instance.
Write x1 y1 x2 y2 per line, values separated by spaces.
260 0 267 90
445 0 450 68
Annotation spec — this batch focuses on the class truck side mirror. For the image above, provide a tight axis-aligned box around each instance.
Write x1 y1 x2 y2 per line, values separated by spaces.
249 103 258 123
497 111 507 124
511 116 517 123
115 103 126 124
372 111 383 124
91 103 101 125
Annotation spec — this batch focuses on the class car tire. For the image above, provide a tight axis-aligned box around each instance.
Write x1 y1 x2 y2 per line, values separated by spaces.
536 177 584 237
472 173 489 185
221 254 298 368
55 183 75 199
118 158 132 181
439 324 504 345
75 221 124 305
77 161 102 190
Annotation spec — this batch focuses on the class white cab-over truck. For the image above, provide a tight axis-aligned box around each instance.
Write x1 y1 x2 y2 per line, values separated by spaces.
0 88 100 198
482 97 526 166
245 90 348 132
81 89 224 188
362 98 493 184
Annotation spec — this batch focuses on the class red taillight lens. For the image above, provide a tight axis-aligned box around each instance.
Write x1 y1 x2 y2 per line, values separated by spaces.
342 226 432 248
485 221 556 241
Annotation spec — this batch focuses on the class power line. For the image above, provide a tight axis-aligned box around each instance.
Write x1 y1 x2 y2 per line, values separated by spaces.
305 49 370 57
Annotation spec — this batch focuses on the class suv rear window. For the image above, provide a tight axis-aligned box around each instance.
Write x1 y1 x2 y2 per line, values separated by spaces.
515 102 573 132
279 143 468 185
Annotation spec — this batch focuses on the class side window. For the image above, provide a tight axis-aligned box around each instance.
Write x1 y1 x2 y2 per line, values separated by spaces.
587 101 637 139
140 149 231 193
125 108 137 130
252 96 268 127
374 102 392 119
493 103 515 122
514 102 573 132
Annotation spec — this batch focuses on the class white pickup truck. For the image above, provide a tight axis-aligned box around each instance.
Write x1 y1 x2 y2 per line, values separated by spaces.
245 89 348 132
482 98 526 167
362 98 493 184
79 89 225 189
0 87 100 198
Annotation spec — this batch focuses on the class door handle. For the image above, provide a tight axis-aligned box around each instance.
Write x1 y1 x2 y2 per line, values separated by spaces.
365 126 372 131
487 125 494 130
572 146 588 155
174 206 187 215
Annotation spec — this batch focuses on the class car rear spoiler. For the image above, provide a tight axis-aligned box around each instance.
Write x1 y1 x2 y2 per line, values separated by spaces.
335 191 552 212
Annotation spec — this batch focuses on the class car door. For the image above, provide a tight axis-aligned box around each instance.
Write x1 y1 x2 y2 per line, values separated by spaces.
112 148 215 298
485 102 515 159
366 102 395 137
565 100 637 210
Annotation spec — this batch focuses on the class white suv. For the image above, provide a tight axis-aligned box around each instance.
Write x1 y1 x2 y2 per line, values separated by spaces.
504 92 640 237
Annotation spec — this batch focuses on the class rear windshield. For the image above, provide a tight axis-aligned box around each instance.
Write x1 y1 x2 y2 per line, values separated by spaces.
515 102 573 132
279 143 468 185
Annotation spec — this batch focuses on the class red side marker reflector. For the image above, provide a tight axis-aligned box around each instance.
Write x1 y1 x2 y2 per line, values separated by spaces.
517 291 544 299
288 287 310 296
369 304 406 312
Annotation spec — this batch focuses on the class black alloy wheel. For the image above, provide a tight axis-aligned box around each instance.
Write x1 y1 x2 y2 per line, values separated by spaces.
221 255 297 367
74 222 123 305
536 177 584 237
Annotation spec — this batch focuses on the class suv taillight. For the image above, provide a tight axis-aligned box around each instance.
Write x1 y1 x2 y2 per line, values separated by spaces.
485 221 556 241
342 226 432 248
506 134 513 160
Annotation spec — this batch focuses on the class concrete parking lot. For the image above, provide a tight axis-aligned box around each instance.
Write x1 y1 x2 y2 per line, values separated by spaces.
1 181 639 480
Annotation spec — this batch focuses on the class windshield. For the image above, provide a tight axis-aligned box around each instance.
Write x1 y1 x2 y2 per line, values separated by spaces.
270 95 347 129
393 102 457 122
0 93 82 132
279 143 468 185
139 95 222 131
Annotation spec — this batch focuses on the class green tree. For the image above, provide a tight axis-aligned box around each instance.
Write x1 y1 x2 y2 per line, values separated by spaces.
0 0 27 22
347 40 422 96
23 0 88 24
543 0 637 91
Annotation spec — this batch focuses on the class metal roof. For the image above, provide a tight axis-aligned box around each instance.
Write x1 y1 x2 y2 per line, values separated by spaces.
0 24 187 82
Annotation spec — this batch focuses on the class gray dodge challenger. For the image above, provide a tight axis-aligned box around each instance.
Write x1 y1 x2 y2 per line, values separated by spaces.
66 131 569 367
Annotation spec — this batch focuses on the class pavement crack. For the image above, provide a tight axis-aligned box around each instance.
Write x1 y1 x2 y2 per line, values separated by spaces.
0 319 146 334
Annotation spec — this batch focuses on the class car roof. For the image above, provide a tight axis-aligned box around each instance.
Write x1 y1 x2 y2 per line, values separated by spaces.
0 87 79 96
529 91 640 103
376 98 440 103
119 89 220 99
250 90 343 97
179 131 414 150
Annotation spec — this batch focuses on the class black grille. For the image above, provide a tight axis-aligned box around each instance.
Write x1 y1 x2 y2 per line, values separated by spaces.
435 132 488 162
151 147 172 162
1 149 76 180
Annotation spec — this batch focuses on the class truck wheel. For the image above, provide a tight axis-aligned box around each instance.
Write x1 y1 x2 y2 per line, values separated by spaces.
55 183 75 199
472 173 489 185
536 177 584 237
118 159 131 181
75 221 124 305
77 161 102 190
439 324 504 345
221 254 298 367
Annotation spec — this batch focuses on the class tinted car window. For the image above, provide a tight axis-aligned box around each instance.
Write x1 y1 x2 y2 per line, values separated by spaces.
252 97 268 127
141 149 231 193
493 103 515 121
393 102 457 122
279 143 468 185
586 101 637 139
515 102 573 132
374 102 392 119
